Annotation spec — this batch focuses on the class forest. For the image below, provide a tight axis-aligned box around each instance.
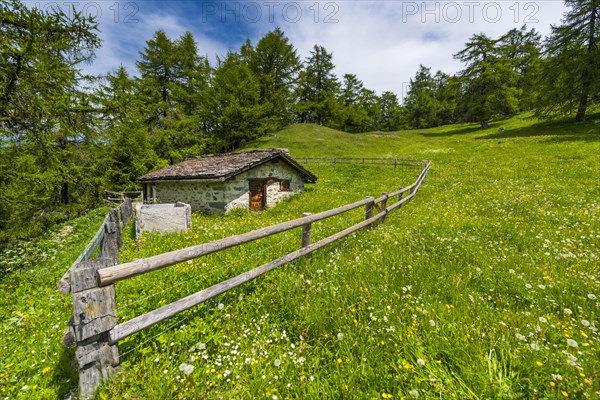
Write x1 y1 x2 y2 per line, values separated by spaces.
1 0 599 245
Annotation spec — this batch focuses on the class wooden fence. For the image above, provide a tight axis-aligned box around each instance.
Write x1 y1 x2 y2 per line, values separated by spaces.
298 157 425 168
57 198 133 398
58 160 431 398
104 190 142 205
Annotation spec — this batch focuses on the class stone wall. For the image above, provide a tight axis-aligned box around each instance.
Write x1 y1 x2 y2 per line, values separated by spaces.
151 161 306 212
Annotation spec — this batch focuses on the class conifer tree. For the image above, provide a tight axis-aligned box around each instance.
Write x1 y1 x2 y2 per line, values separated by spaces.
248 28 301 130
0 0 100 243
295 45 339 125
454 34 519 128
538 0 599 121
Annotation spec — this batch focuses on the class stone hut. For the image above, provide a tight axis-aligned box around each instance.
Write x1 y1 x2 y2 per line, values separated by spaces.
137 149 317 212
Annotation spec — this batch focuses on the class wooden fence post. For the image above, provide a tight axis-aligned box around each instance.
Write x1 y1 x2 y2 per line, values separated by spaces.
365 196 374 228
121 198 133 226
380 192 388 223
69 258 119 399
101 208 122 263
301 213 312 248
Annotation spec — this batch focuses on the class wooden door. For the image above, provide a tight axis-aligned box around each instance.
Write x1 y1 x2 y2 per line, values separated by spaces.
249 180 266 211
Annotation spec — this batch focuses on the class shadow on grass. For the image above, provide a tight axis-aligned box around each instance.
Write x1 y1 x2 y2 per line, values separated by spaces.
53 347 77 399
414 123 489 137
477 113 600 143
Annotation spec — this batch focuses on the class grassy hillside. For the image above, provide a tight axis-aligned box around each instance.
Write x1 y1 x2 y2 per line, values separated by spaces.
1 114 598 399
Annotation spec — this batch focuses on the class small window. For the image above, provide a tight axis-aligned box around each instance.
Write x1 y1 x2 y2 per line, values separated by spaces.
280 180 290 191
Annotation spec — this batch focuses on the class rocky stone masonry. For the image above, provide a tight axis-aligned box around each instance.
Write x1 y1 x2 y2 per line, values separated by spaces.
153 162 305 213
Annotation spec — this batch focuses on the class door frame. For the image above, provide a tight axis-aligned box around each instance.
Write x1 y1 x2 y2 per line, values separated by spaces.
248 179 267 211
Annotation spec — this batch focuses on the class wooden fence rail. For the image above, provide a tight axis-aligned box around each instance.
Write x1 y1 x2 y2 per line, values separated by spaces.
59 160 430 398
299 157 426 168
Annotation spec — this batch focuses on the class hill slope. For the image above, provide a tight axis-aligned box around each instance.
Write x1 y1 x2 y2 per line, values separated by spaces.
1 114 599 399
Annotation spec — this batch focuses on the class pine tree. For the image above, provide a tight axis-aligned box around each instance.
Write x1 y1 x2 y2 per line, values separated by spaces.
93 66 165 189
378 91 404 131
404 65 439 129
247 28 301 130
295 45 339 125
538 0 599 121
454 34 519 128
336 74 369 132
205 51 267 152
0 0 100 243
497 25 542 111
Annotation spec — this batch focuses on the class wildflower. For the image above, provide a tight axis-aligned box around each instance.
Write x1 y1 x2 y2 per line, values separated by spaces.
178 363 194 376
563 309 572 316
538 284 546 290
336 358 342 364
409 389 420 398
154 357 159 363
21 385 28 391
530 343 540 351
429 320 436 327
516 333 526 341
198 343 206 350
337 332 344 340
549 381 556 388
274 359 281 367
561 391 569 398
536 361 543 366
587 294 597 300
581 320 590 327
539 317 548 323
525 284 532 289
417 358 426 366
567 339 578 348
218 303 224 309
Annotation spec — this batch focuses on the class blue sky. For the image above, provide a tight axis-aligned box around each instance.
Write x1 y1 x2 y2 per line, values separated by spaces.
30 1 568 98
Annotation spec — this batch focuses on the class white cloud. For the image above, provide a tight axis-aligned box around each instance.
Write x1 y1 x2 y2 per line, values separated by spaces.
32 0 567 97
281 1 567 97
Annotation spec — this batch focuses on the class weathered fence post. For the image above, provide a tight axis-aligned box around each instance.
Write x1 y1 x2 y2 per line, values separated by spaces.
380 192 389 223
101 208 122 262
301 213 312 248
69 258 119 399
121 198 133 226
365 196 374 228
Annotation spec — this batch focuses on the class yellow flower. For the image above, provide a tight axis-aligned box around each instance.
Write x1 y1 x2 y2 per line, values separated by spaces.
336 358 342 364
42 367 51 374
561 391 569 398
535 361 543 366
549 381 556 388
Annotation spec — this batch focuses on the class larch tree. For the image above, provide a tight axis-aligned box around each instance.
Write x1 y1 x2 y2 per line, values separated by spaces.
295 45 339 125
454 33 519 128
0 0 100 243
538 0 599 121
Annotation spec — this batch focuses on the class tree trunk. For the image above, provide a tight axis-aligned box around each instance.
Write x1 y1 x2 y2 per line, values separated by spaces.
480 121 489 129
576 3 598 123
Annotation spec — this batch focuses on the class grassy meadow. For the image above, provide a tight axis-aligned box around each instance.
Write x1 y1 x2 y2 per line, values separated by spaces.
1 113 599 399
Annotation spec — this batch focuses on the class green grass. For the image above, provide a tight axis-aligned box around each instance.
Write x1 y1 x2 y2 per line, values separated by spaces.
1 113 599 399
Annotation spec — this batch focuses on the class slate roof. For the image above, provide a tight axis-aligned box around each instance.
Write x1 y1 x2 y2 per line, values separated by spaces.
138 149 317 183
